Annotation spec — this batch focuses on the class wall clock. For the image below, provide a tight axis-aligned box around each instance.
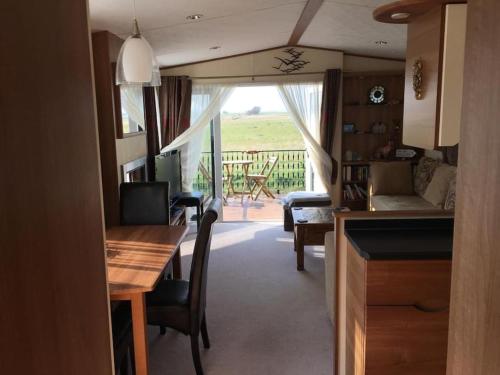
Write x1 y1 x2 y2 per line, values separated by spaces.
369 85 385 104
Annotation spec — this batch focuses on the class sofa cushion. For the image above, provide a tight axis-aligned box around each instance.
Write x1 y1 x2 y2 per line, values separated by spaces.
444 174 457 210
423 165 457 208
281 191 331 207
370 161 414 195
414 157 441 196
371 195 439 211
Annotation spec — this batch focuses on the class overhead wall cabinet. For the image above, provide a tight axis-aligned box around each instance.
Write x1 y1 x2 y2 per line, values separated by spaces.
402 4 467 149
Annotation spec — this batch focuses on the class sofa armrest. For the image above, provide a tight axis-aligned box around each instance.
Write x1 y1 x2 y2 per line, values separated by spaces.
367 178 374 211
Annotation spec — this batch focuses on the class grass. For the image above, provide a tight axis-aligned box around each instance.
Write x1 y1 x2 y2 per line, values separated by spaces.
200 113 305 151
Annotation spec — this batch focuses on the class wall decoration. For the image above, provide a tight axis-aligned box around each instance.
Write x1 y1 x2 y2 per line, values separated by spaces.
413 58 423 100
369 85 385 104
396 149 418 159
343 123 356 133
273 48 310 74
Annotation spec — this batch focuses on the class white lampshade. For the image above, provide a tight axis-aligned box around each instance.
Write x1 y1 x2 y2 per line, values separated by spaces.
116 20 161 87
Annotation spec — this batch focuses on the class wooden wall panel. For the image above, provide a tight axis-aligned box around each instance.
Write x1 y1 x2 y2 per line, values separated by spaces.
0 1 113 374
447 0 500 374
402 5 443 149
92 31 121 228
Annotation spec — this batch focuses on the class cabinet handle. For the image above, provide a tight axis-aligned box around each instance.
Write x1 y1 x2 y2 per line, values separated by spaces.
414 303 449 313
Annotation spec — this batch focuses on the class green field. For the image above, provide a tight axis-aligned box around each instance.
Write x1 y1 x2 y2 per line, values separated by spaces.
219 113 304 151
195 112 307 194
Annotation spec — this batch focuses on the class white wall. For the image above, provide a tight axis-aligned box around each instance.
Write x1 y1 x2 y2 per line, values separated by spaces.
115 134 148 182
161 46 405 82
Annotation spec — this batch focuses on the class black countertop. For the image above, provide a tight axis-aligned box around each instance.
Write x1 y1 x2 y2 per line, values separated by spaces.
344 218 454 260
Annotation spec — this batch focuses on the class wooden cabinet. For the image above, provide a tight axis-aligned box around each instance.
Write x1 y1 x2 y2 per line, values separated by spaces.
345 242 452 375
339 73 405 210
402 4 467 149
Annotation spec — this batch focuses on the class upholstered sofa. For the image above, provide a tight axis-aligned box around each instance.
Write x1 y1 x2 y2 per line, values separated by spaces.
368 158 456 211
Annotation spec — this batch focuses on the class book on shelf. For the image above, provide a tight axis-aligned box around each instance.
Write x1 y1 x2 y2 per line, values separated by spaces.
343 183 367 201
342 165 369 182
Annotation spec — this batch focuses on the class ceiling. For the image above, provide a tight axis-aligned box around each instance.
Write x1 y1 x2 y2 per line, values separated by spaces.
89 0 407 67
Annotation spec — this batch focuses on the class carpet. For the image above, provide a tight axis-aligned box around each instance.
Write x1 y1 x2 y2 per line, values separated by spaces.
148 222 333 375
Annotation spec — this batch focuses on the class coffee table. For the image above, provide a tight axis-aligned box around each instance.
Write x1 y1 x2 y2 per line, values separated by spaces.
292 207 335 271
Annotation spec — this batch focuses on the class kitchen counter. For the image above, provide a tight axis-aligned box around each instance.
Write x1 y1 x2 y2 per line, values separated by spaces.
344 218 454 260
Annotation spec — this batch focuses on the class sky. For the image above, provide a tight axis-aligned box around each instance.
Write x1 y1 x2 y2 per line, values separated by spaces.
222 86 286 113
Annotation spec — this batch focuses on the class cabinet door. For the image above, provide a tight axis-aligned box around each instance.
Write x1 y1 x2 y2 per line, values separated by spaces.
402 4 467 149
365 306 449 375
438 4 467 146
402 6 443 149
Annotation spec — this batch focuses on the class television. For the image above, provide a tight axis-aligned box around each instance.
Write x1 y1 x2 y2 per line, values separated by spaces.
155 150 182 207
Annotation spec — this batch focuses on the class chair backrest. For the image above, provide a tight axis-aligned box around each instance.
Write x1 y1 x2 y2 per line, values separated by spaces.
198 161 212 183
258 156 279 178
188 198 221 328
120 182 170 225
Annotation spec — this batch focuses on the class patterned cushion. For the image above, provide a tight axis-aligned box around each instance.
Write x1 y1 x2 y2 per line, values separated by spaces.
414 157 441 196
423 165 457 208
444 175 457 210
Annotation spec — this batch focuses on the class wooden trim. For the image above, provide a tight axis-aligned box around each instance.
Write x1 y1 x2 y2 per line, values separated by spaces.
343 52 405 63
343 70 405 77
188 71 325 80
288 0 324 45
333 209 454 219
433 4 447 149
373 0 466 24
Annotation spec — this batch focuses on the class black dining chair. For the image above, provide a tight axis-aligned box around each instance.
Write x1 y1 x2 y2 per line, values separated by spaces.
120 182 170 225
146 198 221 375
111 301 135 375
120 181 177 279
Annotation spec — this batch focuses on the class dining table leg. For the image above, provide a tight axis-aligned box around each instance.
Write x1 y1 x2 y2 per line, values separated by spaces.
130 293 149 375
172 247 182 279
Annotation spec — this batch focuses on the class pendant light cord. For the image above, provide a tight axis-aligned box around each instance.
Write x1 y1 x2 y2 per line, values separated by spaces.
131 0 140 36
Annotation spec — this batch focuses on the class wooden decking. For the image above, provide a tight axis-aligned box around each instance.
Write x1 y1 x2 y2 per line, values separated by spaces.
223 195 284 221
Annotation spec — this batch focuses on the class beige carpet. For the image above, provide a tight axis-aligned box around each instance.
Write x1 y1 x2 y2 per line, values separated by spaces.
148 222 333 375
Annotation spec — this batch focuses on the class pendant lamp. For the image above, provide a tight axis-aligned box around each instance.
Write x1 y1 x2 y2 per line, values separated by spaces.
116 2 161 87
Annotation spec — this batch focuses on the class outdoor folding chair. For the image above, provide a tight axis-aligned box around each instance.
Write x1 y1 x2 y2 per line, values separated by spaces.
247 156 279 200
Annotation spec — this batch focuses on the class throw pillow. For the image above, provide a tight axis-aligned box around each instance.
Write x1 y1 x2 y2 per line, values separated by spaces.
370 161 414 195
414 157 441 196
423 165 457 207
444 175 457 210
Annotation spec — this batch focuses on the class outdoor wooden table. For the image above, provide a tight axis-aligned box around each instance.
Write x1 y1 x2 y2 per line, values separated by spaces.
106 225 188 375
291 207 335 271
222 159 253 202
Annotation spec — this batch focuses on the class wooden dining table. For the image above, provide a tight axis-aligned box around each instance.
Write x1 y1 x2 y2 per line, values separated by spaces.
106 225 188 375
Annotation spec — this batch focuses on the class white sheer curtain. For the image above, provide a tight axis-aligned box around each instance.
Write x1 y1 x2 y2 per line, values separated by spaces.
277 82 332 195
160 84 234 191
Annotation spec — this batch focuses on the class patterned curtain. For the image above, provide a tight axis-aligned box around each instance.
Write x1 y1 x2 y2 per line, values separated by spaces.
158 76 192 147
319 69 341 184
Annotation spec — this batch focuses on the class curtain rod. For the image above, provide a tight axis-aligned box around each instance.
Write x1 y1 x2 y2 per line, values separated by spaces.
180 71 326 80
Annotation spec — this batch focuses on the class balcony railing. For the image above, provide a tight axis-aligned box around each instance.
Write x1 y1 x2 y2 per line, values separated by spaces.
194 149 307 195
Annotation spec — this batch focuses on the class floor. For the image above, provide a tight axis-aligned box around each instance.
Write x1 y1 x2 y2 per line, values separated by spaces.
222 195 284 221
148 222 333 375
